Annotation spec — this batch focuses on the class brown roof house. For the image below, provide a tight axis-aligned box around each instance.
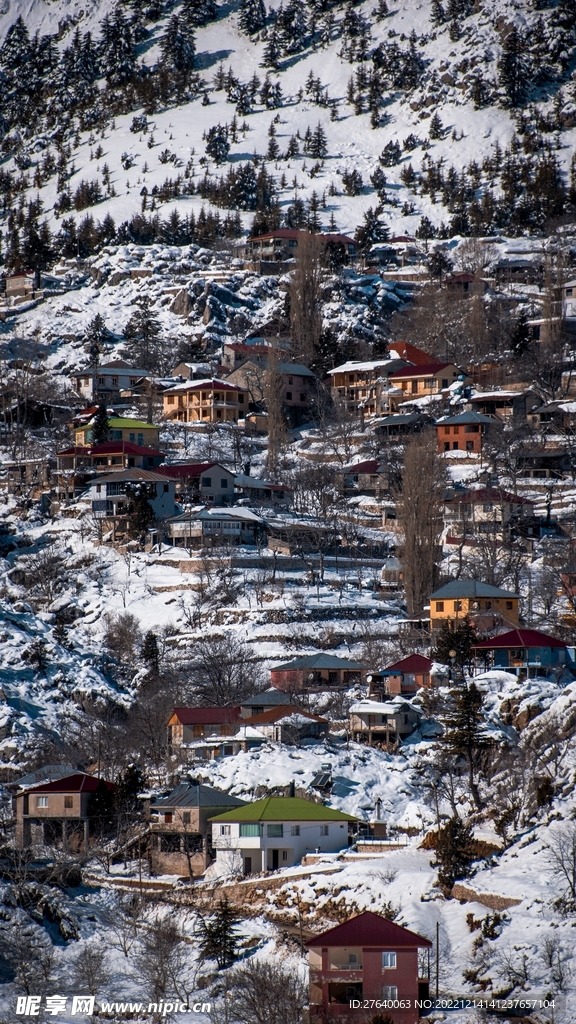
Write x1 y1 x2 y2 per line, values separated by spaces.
167 707 265 760
15 772 115 851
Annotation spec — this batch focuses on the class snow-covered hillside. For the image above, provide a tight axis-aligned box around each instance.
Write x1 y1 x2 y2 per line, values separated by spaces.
0 0 574 243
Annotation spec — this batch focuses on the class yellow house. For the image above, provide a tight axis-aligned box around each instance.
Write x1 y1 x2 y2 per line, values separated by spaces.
74 417 160 448
163 378 249 424
429 580 519 632
388 361 466 410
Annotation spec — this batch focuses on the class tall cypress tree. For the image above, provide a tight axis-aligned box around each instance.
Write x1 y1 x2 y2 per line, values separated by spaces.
435 817 474 894
442 682 488 810
497 26 528 108
92 402 110 445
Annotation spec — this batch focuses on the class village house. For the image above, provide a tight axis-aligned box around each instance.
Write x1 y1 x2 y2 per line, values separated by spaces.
387 361 465 411
56 442 166 499
165 506 266 548
465 389 543 424
271 654 366 691
436 411 497 454
226 360 316 412
162 378 249 424
375 412 427 438
3 456 53 497
88 469 177 535
245 706 329 745
14 772 115 850
74 416 160 449
349 699 421 748
266 519 338 556
233 473 292 506
307 911 431 1022
148 783 247 877
343 459 389 496
238 229 357 272
70 362 150 403
238 689 296 717
369 654 436 698
327 357 408 417
167 707 264 760
429 580 520 631
220 339 289 371
5 269 36 301
209 795 357 875
156 462 236 504
443 488 535 544
472 628 575 680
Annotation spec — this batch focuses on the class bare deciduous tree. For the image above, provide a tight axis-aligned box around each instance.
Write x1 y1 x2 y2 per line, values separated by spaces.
290 232 323 366
395 431 446 616
546 821 576 907
212 958 308 1024
72 942 110 995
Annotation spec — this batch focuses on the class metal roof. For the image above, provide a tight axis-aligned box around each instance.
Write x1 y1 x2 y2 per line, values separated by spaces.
151 784 247 810
208 796 357 823
169 707 241 725
430 580 519 600
306 911 432 949
473 628 567 650
272 654 365 671
241 690 295 708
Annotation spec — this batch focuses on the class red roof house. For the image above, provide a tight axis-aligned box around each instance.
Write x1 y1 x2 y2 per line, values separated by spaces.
472 628 573 677
372 654 436 696
307 911 431 1022
15 773 115 850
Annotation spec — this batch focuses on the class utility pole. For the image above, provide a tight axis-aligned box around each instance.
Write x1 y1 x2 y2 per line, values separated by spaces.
435 920 439 999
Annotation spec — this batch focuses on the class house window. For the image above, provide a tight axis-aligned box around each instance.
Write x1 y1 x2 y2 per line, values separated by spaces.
282 851 288 861
454 601 462 612
183 812 191 825
167 396 175 404
220 825 231 836
221 479 228 488
291 825 300 836
112 377 118 386
130 378 137 386
320 825 329 836
435 602 444 612
288 377 293 385
466 441 474 451
37 796 48 808
383 986 398 1000
286 391 292 400
267 823 283 837
349 953 358 965
442 379 449 388
164 813 173 824
238 394 244 403
202 477 212 487
483 503 493 512
164 484 169 492
506 601 513 610
300 393 306 402
240 823 262 837
382 953 397 968
98 377 105 385
444 426 450 434
64 796 73 808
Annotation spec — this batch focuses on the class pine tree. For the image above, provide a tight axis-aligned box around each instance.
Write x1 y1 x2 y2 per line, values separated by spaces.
498 26 528 108
126 483 156 537
355 206 389 255
198 898 240 969
261 27 281 69
238 0 266 34
307 191 322 231
123 296 161 370
85 313 111 366
159 15 196 76
142 631 160 673
435 817 474 894
430 0 445 26
380 140 401 166
92 402 110 445
181 0 217 27
510 308 531 358
309 122 328 159
442 681 488 810
88 779 115 833
205 123 230 164
429 112 443 139
98 9 136 85
427 248 453 280
432 616 478 673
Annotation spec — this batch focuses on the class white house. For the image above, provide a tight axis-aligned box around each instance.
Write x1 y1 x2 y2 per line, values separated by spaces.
349 699 421 747
165 506 266 547
71 362 150 402
87 468 177 521
209 795 357 875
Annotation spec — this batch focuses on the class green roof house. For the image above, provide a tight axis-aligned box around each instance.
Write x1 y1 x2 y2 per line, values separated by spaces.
209 796 357 875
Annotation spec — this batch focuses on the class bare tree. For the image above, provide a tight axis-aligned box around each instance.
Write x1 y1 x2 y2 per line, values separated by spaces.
290 232 323 366
264 343 287 480
135 916 198 1004
395 431 446 616
72 943 110 995
213 958 308 1024
545 821 576 907
188 633 265 704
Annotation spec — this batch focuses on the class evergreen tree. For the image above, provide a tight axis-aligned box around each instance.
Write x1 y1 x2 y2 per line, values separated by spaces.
85 313 111 366
123 296 161 369
370 166 387 201
307 191 322 231
126 482 156 537
355 206 389 255
205 123 230 164
497 26 528 108
159 15 196 76
432 616 478 673
435 817 474 894
442 681 488 810
53 619 73 650
430 0 445 26
429 112 443 139
415 214 436 247
181 0 218 27
116 765 145 814
238 0 266 34
427 248 453 280
92 402 111 445
89 779 115 833
380 140 401 166
261 27 281 69
510 308 531 358
142 631 160 674
99 9 137 85
309 122 328 159
198 897 240 969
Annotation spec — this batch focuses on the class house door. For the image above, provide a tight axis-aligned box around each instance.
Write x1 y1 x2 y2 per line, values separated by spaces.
243 857 251 875
272 849 279 870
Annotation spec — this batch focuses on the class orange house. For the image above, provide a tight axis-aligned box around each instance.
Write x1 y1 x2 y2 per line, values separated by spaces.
436 411 497 454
